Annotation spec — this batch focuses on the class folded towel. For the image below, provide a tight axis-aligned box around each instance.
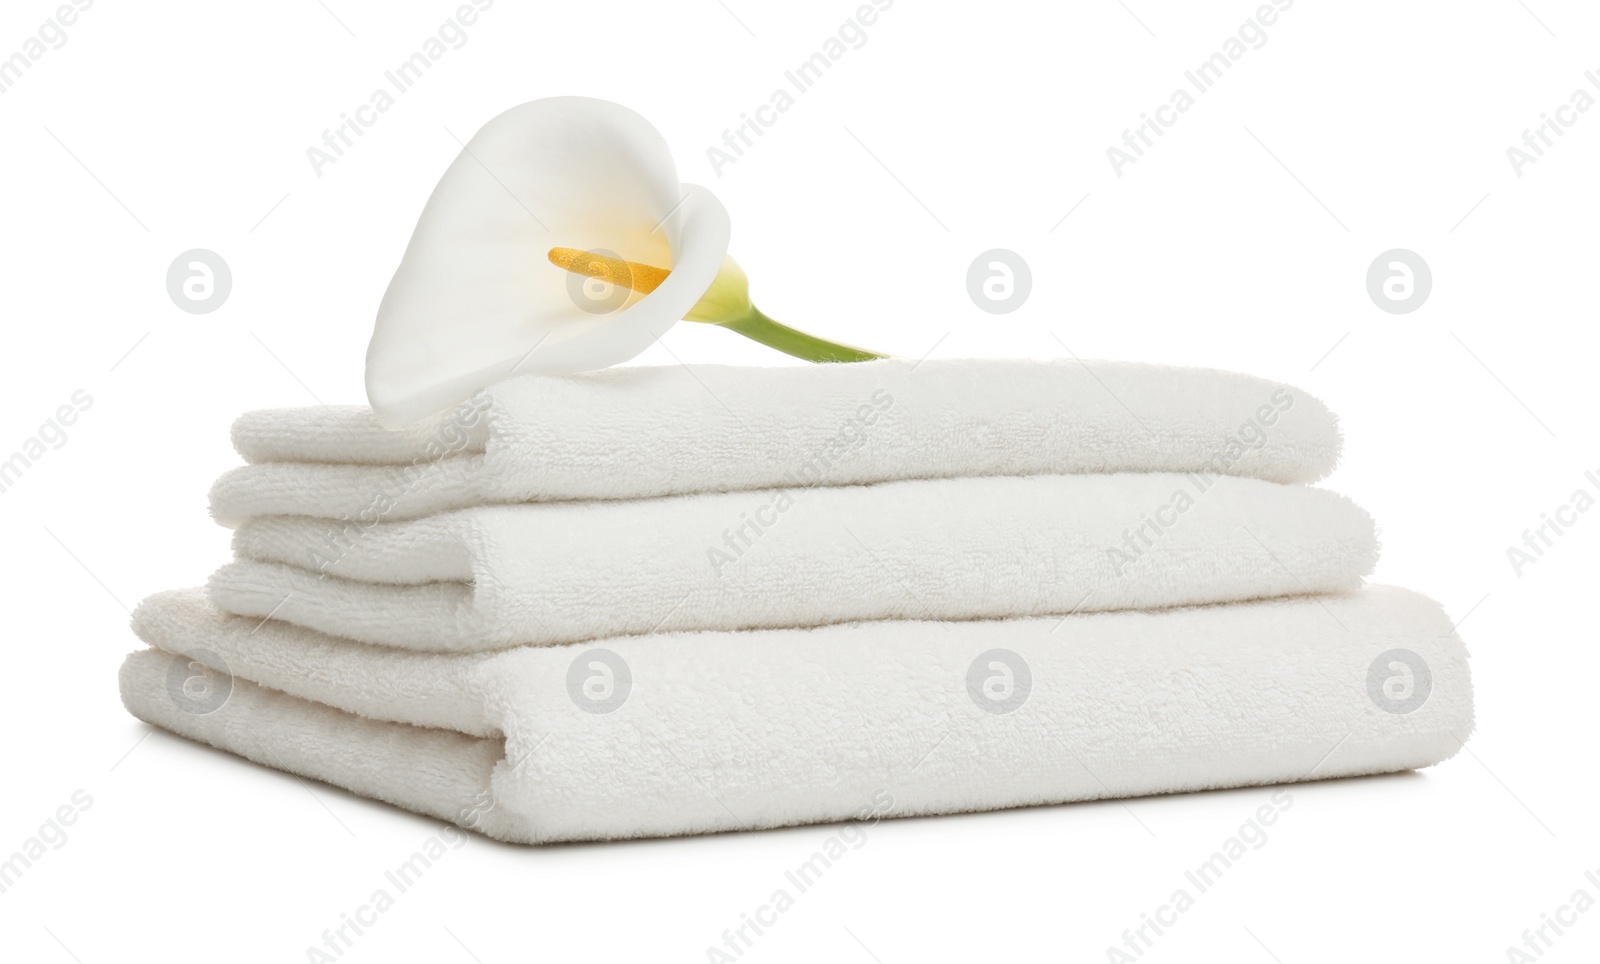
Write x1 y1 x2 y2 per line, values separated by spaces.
209 473 1376 651
120 586 1472 844
211 359 1341 524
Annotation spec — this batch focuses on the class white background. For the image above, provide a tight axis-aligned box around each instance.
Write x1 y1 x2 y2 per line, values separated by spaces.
2 0 1596 961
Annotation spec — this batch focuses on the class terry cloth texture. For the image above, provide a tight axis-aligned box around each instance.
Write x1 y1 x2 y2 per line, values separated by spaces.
210 473 1378 651
211 358 1341 524
121 360 1473 845
120 586 1472 844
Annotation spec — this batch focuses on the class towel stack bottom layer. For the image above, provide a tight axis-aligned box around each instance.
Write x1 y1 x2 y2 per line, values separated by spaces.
119 359 1474 843
123 586 1470 843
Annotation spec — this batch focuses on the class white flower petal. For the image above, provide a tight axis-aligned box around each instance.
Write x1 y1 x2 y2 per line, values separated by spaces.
367 97 730 429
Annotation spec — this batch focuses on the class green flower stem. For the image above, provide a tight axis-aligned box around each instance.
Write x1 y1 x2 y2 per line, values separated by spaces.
719 306 886 363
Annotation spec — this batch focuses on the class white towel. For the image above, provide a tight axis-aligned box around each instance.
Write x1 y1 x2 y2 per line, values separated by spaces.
209 473 1376 651
210 359 1341 524
120 586 1473 844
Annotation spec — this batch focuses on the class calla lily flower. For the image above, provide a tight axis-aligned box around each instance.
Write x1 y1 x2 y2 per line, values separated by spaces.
366 96 882 430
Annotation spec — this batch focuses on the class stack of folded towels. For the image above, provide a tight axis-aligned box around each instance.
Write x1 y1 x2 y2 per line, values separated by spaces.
119 358 1473 843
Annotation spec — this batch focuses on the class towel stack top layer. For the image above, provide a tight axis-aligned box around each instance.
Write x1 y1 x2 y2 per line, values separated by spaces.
211 358 1341 524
